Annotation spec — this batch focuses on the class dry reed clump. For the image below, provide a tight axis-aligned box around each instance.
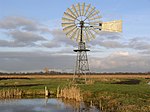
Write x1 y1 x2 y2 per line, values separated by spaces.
0 88 23 99
57 86 83 101
97 78 110 82
112 78 121 82
85 79 94 85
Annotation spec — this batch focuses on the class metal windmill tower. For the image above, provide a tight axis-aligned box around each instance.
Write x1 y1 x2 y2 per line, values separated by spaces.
62 3 122 81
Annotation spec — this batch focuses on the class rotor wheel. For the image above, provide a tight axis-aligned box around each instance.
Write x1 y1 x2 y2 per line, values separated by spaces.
62 3 102 42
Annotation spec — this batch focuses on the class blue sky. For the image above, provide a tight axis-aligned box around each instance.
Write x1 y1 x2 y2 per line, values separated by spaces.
0 0 150 72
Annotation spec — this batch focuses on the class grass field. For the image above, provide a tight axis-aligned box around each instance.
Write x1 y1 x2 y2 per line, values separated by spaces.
0 74 150 79
0 75 150 111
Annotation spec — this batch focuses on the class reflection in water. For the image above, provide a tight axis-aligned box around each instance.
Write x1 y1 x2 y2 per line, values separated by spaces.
59 98 99 112
45 96 48 104
0 98 99 112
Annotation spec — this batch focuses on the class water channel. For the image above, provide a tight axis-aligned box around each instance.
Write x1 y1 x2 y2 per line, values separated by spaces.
0 98 99 112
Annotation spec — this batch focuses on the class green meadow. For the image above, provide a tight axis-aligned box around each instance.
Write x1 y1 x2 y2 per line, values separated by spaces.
0 77 150 111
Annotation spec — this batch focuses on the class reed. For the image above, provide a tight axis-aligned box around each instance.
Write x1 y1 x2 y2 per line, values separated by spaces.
0 88 23 99
57 85 83 101
85 79 94 85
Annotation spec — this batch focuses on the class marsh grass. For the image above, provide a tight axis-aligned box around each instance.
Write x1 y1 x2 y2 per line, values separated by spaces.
0 88 23 99
57 85 83 101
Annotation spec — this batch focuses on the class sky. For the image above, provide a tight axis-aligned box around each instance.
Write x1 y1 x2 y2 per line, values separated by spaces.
0 0 150 73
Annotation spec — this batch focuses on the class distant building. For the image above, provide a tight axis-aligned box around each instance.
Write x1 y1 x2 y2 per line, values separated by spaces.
44 67 49 73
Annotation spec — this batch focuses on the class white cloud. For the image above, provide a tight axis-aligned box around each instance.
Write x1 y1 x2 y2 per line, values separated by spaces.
42 29 76 48
112 51 129 56
0 30 46 47
0 16 50 33
0 16 50 47
128 37 150 50
90 39 125 49
98 31 122 40
139 50 150 55
90 51 150 72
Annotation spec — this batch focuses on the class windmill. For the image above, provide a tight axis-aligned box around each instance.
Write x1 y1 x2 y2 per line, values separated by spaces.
62 3 122 81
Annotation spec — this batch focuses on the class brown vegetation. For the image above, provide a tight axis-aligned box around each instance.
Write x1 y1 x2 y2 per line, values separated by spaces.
0 74 150 79
0 88 23 99
57 86 83 101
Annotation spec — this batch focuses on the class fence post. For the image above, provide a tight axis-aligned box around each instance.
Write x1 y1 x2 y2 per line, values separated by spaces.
45 86 49 96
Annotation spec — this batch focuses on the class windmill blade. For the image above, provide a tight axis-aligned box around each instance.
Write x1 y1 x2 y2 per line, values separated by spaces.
82 30 88 42
70 28 78 40
101 20 122 32
84 29 91 41
90 30 96 39
62 23 75 27
66 27 77 37
63 25 76 33
64 12 76 20
81 3 85 16
76 29 81 42
62 17 75 23
66 8 77 18
71 4 79 17
76 3 81 16
83 7 96 22
63 25 76 32
82 31 86 42
86 28 95 39
84 4 91 16
89 15 102 21
85 7 96 19
70 28 79 40
88 10 99 19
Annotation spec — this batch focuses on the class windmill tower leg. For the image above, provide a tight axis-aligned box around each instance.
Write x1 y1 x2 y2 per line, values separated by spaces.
73 41 90 82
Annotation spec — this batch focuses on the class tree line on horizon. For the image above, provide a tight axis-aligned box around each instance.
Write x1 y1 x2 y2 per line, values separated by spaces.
0 71 150 75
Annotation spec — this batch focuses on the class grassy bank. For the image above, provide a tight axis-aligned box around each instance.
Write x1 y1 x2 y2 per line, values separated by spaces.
80 78 150 111
0 78 70 96
0 76 150 111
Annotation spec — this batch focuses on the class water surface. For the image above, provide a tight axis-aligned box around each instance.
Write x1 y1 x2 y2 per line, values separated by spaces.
0 98 99 112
